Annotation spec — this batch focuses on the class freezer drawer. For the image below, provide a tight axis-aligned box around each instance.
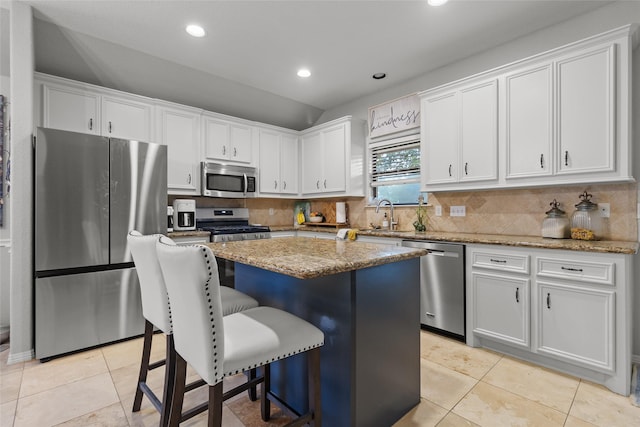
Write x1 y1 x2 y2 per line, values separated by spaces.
35 268 144 359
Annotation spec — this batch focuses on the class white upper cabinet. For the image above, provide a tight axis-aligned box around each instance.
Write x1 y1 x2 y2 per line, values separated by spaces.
203 114 253 164
421 79 498 190
258 127 299 196
420 25 636 191
155 102 201 195
101 95 153 142
556 45 615 175
38 74 153 142
505 63 553 179
300 117 365 197
42 83 100 135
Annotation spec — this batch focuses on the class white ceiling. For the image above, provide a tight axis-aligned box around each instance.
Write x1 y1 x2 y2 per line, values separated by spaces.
18 0 613 128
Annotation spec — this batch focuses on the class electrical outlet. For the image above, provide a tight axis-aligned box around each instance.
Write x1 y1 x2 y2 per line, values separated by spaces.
435 206 442 216
450 206 466 217
598 203 610 218
269 208 274 216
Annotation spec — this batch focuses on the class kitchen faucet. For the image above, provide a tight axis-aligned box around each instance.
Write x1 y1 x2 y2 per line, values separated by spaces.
375 198 397 230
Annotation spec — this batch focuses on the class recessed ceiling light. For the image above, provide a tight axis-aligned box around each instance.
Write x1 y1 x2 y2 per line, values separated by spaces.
297 68 311 78
186 24 205 37
372 73 386 80
428 0 449 6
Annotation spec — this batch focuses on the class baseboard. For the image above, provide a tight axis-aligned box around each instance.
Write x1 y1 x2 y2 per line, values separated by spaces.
7 349 34 364
633 354 640 365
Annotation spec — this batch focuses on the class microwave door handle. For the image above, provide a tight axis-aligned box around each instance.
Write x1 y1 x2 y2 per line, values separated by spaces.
243 173 248 196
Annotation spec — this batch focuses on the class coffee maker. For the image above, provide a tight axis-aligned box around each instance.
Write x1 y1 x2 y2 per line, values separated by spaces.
172 199 196 231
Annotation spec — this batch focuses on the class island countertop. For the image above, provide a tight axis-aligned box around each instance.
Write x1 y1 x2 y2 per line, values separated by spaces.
206 236 427 279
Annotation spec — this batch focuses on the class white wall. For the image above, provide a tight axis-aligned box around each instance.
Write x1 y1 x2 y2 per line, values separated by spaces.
318 1 640 359
8 0 34 363
0 74 9 336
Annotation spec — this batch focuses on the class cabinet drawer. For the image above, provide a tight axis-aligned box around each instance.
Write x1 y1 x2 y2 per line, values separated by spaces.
536 257 614 285
471 251 529 274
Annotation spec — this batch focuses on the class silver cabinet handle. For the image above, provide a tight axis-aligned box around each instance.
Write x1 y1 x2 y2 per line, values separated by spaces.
187 173 191 184
274 180 278 189
490 258 507 264
283 181 286 190
316 180 320 189
546 293 551 309
323 179 327 189
222 146 226 155
108 121 112 133
448 164 452 177
233 147 237 157
565 151 569 166
89 118 93 130
515 287 519 303
540 154 544 169
464 162 468 175
561 266 583 272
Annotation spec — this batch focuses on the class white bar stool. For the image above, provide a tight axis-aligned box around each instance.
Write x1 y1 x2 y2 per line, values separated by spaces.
127 231 259 426
156 237 324 427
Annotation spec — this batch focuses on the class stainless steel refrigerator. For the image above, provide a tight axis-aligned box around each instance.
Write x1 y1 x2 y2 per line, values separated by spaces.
34 127 167 360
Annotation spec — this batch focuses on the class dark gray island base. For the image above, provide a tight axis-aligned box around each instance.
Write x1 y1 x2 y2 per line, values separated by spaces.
207 237 425 427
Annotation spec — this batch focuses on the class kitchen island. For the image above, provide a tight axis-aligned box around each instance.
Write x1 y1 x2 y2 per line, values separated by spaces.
206 237 426 427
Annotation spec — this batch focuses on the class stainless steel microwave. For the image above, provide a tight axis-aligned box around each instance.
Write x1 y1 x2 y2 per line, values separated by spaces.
201 162 257 198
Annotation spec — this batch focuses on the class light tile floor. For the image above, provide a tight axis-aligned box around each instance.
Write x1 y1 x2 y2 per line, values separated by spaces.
1 330 639 426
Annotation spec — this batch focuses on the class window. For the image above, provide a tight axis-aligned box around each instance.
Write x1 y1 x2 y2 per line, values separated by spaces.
370 136 424 205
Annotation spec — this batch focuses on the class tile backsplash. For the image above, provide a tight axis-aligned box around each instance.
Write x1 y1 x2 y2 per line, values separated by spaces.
178 182 638 242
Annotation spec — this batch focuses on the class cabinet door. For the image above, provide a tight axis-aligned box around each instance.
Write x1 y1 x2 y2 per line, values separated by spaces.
301 132 323 194
203 118 228 160
157 106 200 194
280 134 299 194
229 124 252 163
505 65 553 179
460 80 498 182
556 45 615 175
321 124 346 192
537 281 614 372
472 272 530 348
42 84 100 135
102 95 152 142
422 92 458 186
258 130 281 194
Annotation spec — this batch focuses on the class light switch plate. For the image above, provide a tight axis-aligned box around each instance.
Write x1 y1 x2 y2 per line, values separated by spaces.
598 203 610 218
435 206 442 216
450 206 466 217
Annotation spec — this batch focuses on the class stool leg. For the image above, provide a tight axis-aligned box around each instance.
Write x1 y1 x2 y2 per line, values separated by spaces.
260 364 271 421
207 382 223 427
308 347 321 427
159 334 176 427
168 353 187 427
247 368 258 401
133 319 154 412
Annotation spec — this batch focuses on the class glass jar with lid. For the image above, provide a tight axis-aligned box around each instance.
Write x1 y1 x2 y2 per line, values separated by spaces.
542 199 569 239
570 191 603 241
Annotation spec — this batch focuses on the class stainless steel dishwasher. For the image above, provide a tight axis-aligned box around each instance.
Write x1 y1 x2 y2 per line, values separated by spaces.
401 240 465 341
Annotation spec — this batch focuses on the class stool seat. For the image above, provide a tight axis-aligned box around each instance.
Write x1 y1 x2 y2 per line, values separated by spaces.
219 287 261 316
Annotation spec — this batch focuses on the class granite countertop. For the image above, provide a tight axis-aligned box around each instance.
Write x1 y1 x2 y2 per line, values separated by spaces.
167 230 211 238
270 225 638 255
206 237 427 279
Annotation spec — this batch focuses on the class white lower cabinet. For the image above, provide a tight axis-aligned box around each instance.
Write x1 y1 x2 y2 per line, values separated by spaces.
537 281 615 372
472 272 529 348
467 244 632 395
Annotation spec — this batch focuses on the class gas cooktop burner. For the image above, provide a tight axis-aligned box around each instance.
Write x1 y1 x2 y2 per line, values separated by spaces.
195 207 271 242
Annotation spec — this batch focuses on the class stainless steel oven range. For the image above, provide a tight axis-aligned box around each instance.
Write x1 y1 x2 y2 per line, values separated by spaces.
196 207 270 287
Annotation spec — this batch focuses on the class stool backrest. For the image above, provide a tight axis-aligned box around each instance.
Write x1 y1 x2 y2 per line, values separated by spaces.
127 230 173 334
156 238 225 386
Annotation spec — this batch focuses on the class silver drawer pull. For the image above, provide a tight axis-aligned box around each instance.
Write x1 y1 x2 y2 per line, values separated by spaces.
490 258 507 263
515 287 519 303
561 266 583 272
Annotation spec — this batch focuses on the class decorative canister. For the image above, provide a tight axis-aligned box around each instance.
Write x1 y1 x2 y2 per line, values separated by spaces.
570 191 603 241
541 199 569 239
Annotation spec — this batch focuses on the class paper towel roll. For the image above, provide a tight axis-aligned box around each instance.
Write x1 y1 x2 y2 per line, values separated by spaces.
336 202 346 224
